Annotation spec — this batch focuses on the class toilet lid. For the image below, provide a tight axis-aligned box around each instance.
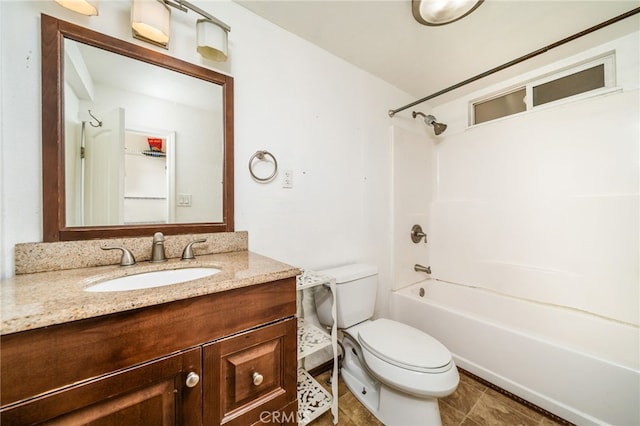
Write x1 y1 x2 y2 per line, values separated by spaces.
358 319 452 373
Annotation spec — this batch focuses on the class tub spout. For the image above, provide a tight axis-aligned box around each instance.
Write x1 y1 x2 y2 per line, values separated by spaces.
414 264 431 274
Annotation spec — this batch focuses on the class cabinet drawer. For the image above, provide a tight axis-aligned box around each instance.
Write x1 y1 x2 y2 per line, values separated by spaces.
0 348 201 425
204 318 297 426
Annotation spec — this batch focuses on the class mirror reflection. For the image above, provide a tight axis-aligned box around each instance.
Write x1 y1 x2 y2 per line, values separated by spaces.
63 39 224 227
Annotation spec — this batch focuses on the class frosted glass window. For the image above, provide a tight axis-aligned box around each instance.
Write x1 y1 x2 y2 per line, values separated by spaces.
532 64 605 106
473 88 526 125
470 54 614 126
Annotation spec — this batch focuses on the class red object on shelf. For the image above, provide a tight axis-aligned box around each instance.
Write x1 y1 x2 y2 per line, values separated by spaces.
148 137 163 152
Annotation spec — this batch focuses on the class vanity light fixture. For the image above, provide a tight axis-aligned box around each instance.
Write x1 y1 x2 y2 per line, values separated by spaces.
131 0 171 48
412 0 483 26
131 0 231 61
196 18 229 61
167 0 231 61
55 0 98 16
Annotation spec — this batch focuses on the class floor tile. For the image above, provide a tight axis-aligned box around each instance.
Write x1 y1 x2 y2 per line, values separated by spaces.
439 399 467 426
459 371 488 393
460 417 484 426
441 375 485 414
467 392 540 426
310 367 565 426
483 388 543 423
338 391 384 425
311 410 338 426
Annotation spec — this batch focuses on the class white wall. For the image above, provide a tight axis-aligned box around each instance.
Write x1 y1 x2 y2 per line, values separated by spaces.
391 124 434 289
0 0 411 309
393 27 639 330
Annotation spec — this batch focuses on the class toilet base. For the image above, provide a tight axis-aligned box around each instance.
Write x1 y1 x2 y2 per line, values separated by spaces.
340 333 443 426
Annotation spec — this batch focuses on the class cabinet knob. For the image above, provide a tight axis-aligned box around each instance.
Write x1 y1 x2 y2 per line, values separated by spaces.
185 372 200 388
252 372 264 386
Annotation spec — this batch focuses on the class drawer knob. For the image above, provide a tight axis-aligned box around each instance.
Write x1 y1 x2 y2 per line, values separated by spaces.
252 372 264 386
186 372 200 388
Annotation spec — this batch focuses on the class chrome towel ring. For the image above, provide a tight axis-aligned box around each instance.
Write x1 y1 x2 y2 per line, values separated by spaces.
249 150 278 182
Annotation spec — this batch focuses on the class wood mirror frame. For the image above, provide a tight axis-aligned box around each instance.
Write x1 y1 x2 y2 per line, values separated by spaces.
41 14 234 241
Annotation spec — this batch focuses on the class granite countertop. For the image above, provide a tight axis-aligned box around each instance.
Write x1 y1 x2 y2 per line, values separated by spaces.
1 251 300 335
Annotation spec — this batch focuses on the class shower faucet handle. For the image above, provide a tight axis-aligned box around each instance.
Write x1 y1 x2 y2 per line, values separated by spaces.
411 224 427 244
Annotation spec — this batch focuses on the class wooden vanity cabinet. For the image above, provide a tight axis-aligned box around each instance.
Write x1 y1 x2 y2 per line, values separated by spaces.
0 277 298 425
2 348 203 425
204 319 297 426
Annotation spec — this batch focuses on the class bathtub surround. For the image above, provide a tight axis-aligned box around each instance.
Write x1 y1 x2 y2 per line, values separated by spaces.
390 24 639 426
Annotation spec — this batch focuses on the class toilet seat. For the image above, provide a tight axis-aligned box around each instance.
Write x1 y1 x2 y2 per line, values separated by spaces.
346 319 458 398
358 319 453 373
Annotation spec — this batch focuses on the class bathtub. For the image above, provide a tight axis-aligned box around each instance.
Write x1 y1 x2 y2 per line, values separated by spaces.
390 280 640 426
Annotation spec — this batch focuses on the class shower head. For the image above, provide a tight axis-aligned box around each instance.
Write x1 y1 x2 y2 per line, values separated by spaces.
412 111 447 135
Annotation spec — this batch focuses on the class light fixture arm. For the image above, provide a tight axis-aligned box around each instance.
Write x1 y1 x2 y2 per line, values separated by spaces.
164 0 231 32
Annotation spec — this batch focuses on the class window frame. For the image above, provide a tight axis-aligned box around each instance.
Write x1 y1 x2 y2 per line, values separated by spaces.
469 52 617 126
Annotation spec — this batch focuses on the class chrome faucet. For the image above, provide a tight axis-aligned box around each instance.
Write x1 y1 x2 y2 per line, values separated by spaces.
150 232 167 262
414 264 431 274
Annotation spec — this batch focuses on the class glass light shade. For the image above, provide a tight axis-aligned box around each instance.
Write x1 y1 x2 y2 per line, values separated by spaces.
131 0 171 47
196 19 228 61
55 0 98 16
413 0 483 26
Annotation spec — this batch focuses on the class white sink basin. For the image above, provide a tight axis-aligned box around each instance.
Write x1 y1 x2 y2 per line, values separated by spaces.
85 267 221 292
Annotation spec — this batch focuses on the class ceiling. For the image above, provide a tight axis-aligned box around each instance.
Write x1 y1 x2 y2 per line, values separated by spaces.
235 0 640 107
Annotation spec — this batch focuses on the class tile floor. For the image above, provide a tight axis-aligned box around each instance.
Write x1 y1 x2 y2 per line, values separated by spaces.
311 369 567 426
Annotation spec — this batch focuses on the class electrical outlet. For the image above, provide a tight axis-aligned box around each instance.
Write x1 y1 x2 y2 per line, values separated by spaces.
282 170 293 189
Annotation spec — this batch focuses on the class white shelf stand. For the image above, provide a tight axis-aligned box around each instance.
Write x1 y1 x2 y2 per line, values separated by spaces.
296 270 338 426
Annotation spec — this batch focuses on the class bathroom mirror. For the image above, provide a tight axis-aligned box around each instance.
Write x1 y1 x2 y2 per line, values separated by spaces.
41 15 234 241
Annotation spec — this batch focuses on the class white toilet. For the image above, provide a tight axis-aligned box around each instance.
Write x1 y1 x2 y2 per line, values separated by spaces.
315 263 459 426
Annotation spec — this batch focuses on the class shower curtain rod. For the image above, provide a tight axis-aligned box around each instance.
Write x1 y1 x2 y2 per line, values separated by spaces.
388 7 640 117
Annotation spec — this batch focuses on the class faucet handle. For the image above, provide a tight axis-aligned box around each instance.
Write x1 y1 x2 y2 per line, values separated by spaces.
411 224 427 244
181 239 207 260
102 246 136 266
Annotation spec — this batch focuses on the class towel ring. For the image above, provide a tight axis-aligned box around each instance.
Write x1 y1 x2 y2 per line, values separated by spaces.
249 150 278 182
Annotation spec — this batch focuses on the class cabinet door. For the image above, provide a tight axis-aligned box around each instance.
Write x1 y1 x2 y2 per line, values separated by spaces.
0 348 202 425
203 318 297 426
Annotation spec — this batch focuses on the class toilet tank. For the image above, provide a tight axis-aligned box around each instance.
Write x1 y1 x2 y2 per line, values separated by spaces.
315 263 378 329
